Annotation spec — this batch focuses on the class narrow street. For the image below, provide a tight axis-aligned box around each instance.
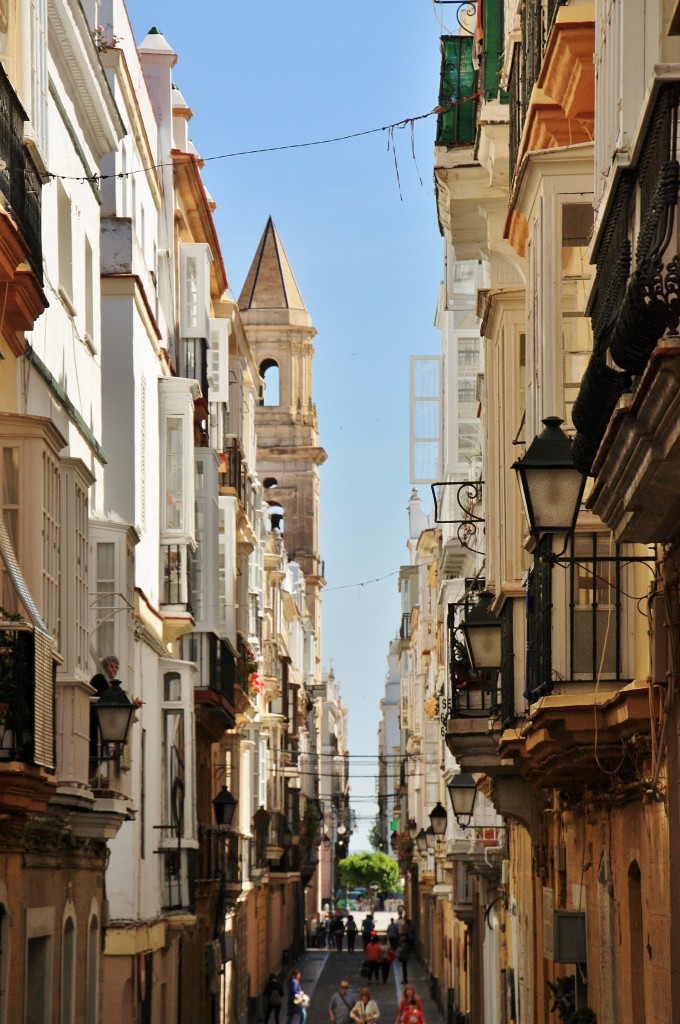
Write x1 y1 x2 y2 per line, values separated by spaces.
292 942 445 1024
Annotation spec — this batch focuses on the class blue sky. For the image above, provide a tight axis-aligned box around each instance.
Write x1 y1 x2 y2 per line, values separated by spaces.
125 0 448 848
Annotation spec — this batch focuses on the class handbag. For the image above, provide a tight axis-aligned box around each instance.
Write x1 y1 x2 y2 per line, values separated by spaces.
294 993 310 1008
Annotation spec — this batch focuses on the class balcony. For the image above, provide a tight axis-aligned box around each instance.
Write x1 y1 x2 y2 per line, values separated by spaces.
498 683 651 790
196 825 241 885
0 623 55 769
573 85 680 541
0 63 42 281
161 542 192 608
187 634 236 723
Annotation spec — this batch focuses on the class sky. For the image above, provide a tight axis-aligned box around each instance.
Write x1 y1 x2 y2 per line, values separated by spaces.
124 0 452 849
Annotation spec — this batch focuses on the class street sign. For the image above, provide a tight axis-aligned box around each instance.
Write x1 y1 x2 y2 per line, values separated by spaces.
369 881 380 892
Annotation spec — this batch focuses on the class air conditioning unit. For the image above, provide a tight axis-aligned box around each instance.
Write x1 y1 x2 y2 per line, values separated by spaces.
553 911 587 963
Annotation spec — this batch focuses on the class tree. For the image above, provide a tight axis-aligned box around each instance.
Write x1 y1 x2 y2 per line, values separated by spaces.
339 852 401 894
368 816 384 852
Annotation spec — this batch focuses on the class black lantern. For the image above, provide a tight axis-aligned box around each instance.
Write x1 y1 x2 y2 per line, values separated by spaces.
460 593 502 672
512 417 586 538
407 817 418 841
429 802 448 837
213 786 238 826
425 825 436 851
415 828 428 854
94 679 135 757
447 773 478 827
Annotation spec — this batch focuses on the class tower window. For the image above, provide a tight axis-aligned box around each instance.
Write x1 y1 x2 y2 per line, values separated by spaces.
259 360 279 406
263 478 278 489
268 502 284 532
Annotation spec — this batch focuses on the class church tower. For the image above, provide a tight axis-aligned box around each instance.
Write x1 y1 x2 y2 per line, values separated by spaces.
238 218 326 663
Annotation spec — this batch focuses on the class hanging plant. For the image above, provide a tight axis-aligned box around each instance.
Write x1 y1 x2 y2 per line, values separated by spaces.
396 830 414 875
237 643 263 697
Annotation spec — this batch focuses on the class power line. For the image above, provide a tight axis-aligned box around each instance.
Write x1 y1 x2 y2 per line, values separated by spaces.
42 97 478 185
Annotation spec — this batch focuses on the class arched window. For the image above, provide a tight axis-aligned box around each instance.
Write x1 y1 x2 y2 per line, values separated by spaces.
86 911 99 1024
259 360 279 407
61 917 76 1024
628 861 646 1023
263 478 278 490
268 503 284 532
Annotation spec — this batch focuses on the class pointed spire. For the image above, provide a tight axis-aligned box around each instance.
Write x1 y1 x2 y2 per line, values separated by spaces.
238 217 307 313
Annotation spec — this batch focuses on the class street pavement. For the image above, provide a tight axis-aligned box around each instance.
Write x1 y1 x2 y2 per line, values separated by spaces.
285 935 445 1024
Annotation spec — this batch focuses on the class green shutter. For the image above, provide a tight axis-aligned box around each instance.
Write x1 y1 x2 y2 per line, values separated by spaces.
436 36 477 146
483 0 510 103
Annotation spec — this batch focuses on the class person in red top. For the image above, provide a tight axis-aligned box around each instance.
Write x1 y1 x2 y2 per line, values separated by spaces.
401 1000 424 1024
364 933 383 984
394 986 422 1024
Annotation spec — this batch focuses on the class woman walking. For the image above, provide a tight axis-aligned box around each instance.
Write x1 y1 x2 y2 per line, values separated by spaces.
350 988 380 1024
394 986 422 1024
287 969 309 1024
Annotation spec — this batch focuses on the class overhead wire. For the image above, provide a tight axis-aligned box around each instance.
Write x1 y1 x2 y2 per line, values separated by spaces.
41 97 479 185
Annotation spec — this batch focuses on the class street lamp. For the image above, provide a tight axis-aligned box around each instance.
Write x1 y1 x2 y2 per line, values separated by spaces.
407 818 418 841
415 828 428 854
460 593 502 672
429 802 448 837
213 785 238 826
512 417 586 539
94 679 135 759
447 773 478 827
425 825 436 851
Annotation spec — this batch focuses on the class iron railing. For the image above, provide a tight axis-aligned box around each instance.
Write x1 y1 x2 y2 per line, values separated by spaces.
195 825 241 883
0 63 42 280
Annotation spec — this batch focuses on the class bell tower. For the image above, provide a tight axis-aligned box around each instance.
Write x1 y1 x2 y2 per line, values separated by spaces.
238 218 326 659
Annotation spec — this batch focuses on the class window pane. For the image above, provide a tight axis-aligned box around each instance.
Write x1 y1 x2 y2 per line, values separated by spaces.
413 441 438 482
166 417 184 530
412 359 439 398
413 399 439 440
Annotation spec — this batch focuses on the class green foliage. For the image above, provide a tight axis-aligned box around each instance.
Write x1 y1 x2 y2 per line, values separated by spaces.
339 852 401 893
368 819 383 852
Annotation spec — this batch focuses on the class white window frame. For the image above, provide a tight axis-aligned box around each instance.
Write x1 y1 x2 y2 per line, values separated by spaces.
159 379 196 542
409 356 441 484
179 243 212 339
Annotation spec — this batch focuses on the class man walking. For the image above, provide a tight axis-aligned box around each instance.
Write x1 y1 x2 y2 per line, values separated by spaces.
329 980 356 1024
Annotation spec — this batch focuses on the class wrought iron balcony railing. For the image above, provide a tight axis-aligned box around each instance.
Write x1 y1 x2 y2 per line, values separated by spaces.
0 63 42 281
195 824 241 883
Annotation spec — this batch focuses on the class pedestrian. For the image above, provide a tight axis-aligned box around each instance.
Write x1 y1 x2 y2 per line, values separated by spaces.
350 988 380 1024
381 942 395 984
361 914 374 951
346 915 358 953
331 910 345 952
364 932 383 984
386 917 399 950
329 980 357 1024
264 973 284 1024
394 985 422 1024
287 969 309 1024
397 936 410 984
323 913 332 948
401 999 424 1024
